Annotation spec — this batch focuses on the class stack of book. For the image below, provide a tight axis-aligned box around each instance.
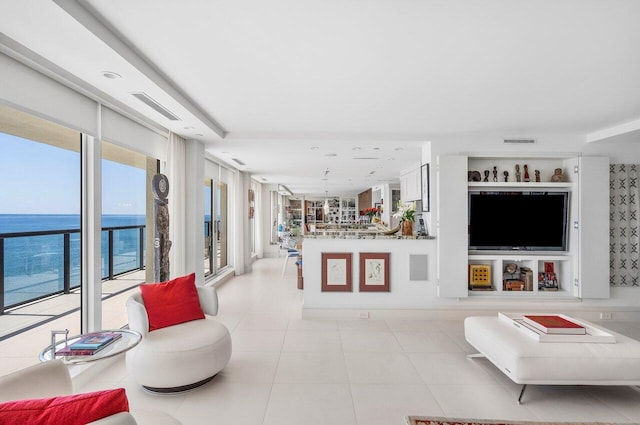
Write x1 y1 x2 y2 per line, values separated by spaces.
55 332 122 357
522 315 586 335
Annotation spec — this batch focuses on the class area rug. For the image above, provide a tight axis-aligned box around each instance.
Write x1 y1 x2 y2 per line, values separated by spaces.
405 417 638 425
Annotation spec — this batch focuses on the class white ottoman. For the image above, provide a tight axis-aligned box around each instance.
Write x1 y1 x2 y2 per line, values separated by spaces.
464 315 640 403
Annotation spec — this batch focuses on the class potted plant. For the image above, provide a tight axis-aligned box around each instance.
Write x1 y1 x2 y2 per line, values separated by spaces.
393 201 416 236
363 207 379 223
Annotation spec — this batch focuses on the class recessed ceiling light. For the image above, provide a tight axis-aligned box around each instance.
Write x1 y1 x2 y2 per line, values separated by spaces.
373 147 380 150
102 71 121 79
394 147 404 151
310 146 319 150
325 153 338 157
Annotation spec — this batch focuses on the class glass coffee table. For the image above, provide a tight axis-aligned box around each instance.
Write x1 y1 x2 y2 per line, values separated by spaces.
39 329 142 364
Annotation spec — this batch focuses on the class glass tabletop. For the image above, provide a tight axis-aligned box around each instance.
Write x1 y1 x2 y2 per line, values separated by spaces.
39 329 142 364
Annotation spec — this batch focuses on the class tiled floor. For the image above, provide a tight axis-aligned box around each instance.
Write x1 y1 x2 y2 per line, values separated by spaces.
6 258 640 424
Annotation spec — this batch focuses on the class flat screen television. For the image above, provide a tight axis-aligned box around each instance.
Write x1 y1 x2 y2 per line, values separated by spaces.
468 191 569 251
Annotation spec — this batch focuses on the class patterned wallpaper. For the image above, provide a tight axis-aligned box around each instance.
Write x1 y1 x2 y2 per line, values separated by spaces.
610 164 639 286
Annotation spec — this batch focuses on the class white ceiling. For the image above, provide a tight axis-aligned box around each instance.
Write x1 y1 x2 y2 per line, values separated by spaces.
1 0 639 196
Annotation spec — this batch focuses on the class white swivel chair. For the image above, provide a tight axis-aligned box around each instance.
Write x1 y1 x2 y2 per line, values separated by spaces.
125 285 232 393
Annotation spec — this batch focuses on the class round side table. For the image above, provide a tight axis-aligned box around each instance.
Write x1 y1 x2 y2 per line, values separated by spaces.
39 329 141 365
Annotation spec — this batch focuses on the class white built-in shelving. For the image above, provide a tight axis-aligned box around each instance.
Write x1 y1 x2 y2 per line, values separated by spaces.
437 153 609 300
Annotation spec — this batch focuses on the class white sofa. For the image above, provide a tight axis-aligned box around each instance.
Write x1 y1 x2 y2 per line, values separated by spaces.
0 360 181 425
464 315 640 403
126 285 232 392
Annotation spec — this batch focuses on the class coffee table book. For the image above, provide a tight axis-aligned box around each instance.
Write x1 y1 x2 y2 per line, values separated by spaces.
498 312 616 343
55 332 122 357
522 315 586 334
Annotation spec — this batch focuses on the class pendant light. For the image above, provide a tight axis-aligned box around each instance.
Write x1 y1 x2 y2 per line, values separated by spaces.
322 168 330 215
323 191 330 214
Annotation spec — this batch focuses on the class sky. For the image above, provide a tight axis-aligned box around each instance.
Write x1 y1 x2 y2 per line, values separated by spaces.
0 132 145 215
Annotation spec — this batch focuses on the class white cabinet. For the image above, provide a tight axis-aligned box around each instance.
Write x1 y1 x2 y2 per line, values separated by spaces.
400 167 422 201
437 154 609 299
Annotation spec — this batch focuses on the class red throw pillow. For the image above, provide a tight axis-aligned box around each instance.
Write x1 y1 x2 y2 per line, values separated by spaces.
139 272 205 331
0 388 129 425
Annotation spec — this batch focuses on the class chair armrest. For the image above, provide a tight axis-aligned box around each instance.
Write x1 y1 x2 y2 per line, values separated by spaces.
126 292 149 337
88 412 138 425
0 359 72 402
196 285 219 316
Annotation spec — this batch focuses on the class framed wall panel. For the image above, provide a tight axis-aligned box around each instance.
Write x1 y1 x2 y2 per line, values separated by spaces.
359 252 390 292
321 252 352 292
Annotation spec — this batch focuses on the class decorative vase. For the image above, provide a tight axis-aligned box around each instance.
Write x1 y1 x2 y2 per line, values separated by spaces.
402 220 413 236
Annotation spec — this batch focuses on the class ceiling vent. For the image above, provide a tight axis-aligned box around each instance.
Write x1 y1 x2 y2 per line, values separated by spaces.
131 92 181 121
231 158 246 166
503 138 536 144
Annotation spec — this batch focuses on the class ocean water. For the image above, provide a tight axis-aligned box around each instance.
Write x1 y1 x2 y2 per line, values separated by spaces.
1 214 146 308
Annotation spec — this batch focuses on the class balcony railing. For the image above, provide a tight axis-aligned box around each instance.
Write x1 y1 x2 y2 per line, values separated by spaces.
0 225 145 314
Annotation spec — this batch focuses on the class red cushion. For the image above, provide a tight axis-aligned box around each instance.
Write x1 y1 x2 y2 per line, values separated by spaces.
140 272 205 331
0 388 129 425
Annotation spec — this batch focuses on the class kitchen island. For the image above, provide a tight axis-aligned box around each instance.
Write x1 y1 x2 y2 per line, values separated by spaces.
301 235 437 317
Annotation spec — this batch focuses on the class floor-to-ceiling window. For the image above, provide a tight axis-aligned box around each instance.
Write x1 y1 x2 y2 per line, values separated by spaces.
100 141 151 329
204 179 213 277
215 181 228 270
0 104 81 339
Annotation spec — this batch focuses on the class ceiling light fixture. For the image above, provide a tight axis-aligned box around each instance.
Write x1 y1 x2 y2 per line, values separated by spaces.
278 184 293 196
102 71 121 79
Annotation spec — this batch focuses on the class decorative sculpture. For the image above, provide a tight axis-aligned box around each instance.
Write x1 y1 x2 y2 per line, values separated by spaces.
492 166 498 182
468 171 482 182
551 168 565 182
483 170 489 182
523 164 530 182
535 170 541 182
515 164 521 182
503 171 509 182
152 174 172 282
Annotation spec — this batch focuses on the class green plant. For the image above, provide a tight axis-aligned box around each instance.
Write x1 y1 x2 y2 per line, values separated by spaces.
393 201 416 222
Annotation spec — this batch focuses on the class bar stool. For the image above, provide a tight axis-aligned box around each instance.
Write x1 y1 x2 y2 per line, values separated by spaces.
282 248 299 277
